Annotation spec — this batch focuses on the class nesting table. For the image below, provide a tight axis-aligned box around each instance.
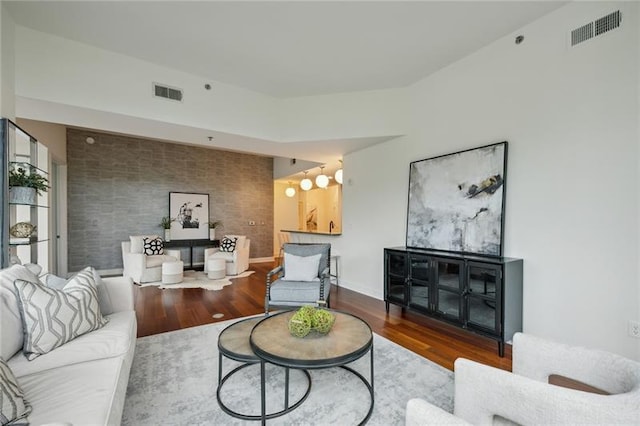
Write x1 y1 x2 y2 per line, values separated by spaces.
217 310 374 425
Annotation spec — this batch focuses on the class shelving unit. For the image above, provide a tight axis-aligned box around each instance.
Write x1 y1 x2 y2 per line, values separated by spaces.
1 119 50 269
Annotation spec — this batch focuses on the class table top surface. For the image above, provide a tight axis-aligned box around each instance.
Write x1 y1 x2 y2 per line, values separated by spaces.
218 316 262 362
250 310 372 368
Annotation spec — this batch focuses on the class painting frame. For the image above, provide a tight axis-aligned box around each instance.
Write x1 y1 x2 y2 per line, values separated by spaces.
406 141 508 257
169 192 209 240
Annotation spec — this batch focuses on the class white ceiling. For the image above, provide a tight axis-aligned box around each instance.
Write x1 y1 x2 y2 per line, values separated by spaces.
5 0 567 98
5 1 567 179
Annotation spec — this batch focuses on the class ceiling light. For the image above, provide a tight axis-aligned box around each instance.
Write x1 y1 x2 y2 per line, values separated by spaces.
300 171 313 191
335 167 343 184
85 137 95 144
316 166 329 189
285 181 296 197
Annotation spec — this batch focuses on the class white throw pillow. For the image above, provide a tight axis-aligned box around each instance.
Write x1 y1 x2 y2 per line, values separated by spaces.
0 264 43 361
282 253 322 282
130 235 159 254
14 267 109 360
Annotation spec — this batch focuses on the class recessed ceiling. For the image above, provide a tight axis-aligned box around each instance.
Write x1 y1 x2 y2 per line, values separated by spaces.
5 1 567 98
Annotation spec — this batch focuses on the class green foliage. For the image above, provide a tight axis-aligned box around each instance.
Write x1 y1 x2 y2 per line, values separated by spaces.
288 310 312 337
313 309 336 334
288 305 335 337
159 216 174 229
9 167 49 195
208 220 222 229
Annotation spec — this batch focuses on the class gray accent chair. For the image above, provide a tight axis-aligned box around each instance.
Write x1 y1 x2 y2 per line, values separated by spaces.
265 243 331 314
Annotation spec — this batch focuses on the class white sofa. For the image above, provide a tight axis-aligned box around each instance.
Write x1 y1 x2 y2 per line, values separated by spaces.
122 235 181 283
406 332 640 425
205 235 250 276
0 264 137 425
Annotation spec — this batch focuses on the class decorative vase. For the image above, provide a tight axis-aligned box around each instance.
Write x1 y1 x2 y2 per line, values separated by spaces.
9 187 36 205
209 228 216 241
164 229 171 242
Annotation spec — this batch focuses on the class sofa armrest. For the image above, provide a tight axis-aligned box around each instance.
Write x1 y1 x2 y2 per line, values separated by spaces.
405 398 470 426
101 276 134 312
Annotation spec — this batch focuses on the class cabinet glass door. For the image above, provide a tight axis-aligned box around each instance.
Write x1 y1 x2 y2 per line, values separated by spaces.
408 254 430 312
385 251 407 305
466 263 501 335
434 259 464 322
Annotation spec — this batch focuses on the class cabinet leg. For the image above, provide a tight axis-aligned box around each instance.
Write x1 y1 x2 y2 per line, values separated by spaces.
385 301 389 313
498 341 505 357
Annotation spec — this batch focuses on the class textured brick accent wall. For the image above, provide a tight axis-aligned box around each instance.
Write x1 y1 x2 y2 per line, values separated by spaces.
67 129 273 272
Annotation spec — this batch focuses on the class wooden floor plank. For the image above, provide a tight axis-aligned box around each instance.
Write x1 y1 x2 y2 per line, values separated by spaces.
134 261 512 372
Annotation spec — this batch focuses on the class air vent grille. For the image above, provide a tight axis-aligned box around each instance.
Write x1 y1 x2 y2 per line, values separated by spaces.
571 23 593 46
153 83 183 102
595 10 621 36
571 10 621 47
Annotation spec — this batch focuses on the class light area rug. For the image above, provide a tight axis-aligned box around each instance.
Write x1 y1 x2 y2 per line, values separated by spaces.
138 270 255 291
122 316 454 425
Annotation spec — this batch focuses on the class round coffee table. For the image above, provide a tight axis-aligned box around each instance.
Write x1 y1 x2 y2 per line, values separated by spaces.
217 316 311 420
250 310 374 425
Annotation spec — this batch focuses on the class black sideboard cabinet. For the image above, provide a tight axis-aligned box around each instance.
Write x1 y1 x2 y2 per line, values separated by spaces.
384 247 523 356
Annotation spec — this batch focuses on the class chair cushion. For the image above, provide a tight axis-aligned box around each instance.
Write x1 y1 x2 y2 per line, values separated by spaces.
145 254 177 268
143 237 164 255
14 267 109 360
270 279 321 303
209 251 234 262
129 235 159 254
283 253 322 281
0 357 31 424
283 243 330 276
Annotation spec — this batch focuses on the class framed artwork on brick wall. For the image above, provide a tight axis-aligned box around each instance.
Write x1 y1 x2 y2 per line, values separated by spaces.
169 192 209 240
406 142 507 256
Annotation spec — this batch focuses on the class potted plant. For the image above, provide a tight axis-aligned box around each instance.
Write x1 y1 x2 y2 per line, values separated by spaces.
159 216 174 241
208 220 222 241
9 166 49 204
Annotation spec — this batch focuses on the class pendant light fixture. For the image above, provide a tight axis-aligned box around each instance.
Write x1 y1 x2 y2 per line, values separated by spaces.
300 171 313 191
315 166 329 189
285 181 296 197
335 160 343 184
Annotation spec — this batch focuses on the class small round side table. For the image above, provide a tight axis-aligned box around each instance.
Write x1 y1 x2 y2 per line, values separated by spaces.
217 316 311 421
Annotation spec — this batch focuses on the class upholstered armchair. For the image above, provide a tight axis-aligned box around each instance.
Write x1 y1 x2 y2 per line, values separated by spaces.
406 332 640 425
265 243 331 314
204 235 250 276
121 235 180 283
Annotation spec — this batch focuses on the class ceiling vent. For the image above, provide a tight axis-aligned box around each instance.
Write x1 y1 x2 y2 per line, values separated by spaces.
571 10 621 47
153 83 183 102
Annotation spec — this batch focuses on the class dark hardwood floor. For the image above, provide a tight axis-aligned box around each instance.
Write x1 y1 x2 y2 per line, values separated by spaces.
134 261 512 372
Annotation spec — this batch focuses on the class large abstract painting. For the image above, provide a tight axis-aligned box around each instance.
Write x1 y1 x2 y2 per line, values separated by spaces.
406 142 507 256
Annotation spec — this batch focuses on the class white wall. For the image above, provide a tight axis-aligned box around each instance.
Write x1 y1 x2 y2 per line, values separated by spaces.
16 118 66 164
0 3 15 119
14 26 281 141
279 88 408 141
340 1 640 359
273 181 300 256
